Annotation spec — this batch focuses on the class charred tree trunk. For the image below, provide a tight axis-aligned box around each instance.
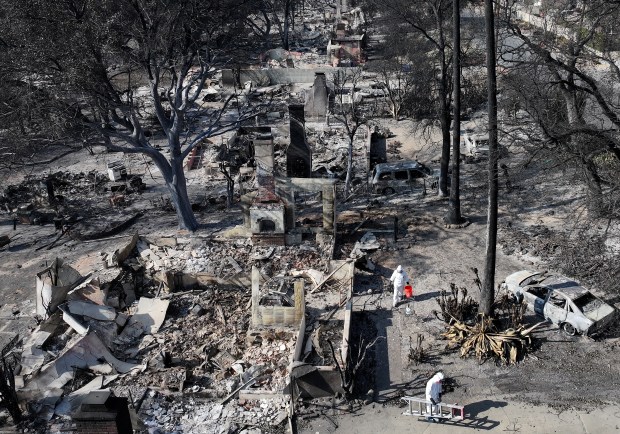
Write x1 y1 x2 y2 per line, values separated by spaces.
437 10 451 198
219 163 236 209
344 136 354 197
283 0 291 50
153 152 199 232
447 0 463 224
45 177 56 205
438 68 451 196
481 0 499 316
583 158 603 195
261 10 272 48
388 91 401 120
291 0 295 31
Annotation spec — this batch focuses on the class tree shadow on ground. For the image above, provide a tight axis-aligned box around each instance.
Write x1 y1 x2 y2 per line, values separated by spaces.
376 374 429 404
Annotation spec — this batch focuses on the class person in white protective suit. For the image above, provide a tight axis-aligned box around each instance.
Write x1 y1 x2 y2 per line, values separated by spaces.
425 372 444 420
390 265 409 308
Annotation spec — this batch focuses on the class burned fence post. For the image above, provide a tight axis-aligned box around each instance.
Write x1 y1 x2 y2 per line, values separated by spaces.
294 279 305 323
251 266 262 327
45 178 55 205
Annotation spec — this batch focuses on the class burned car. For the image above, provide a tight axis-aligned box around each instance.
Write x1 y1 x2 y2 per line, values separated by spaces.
462 129 489 158
369 160 438 195
501 270 616 336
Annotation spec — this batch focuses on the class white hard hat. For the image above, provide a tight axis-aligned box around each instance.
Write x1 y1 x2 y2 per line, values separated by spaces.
436 372 445 381
396 265 402 272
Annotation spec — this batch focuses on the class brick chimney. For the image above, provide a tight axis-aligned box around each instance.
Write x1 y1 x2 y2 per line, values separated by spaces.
286 104 312 178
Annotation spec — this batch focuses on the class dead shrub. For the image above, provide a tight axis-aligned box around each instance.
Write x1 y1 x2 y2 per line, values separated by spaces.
407 334 426 366
493 291 527 329
433 283 478 323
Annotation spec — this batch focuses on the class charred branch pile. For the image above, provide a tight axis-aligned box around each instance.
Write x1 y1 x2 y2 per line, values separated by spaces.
442 314 543 365
0 171 146 212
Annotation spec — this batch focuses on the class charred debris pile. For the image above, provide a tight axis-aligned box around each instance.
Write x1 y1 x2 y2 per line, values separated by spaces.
1 227 361 432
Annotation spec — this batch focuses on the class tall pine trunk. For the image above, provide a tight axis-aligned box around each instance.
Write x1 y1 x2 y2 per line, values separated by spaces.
480 0 499 315
438 54 451 197
447 0 463 224
435 5 451 198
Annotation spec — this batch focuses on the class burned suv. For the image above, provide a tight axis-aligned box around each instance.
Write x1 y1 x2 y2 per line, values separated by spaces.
370 160 438 195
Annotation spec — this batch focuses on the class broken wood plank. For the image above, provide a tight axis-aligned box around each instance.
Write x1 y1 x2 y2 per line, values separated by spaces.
310 260 353 294
159 289 204 299
80 212 143 240
215 304 227 326
226 256 243 274
35 231 65 251
324 297 349 321
348 218 369 235
220 376 258 405
81 234 135 244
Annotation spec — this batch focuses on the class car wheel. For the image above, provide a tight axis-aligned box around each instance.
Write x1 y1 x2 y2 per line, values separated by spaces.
562 322 577 336
383 187 395 195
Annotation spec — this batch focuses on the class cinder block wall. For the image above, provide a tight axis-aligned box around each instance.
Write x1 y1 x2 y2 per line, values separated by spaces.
76 420 119 434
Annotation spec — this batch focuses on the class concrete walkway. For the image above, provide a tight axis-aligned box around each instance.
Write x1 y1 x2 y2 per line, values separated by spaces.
327 292 620 434
307 400 620 433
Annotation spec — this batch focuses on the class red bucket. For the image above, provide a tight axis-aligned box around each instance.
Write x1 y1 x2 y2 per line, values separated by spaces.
404 284 413 299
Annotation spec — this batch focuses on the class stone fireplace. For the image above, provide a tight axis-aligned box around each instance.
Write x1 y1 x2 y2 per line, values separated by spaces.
250 129 287 245
250 204 285 234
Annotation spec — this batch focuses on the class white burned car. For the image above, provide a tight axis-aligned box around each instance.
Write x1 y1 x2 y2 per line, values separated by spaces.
501 270 616 336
